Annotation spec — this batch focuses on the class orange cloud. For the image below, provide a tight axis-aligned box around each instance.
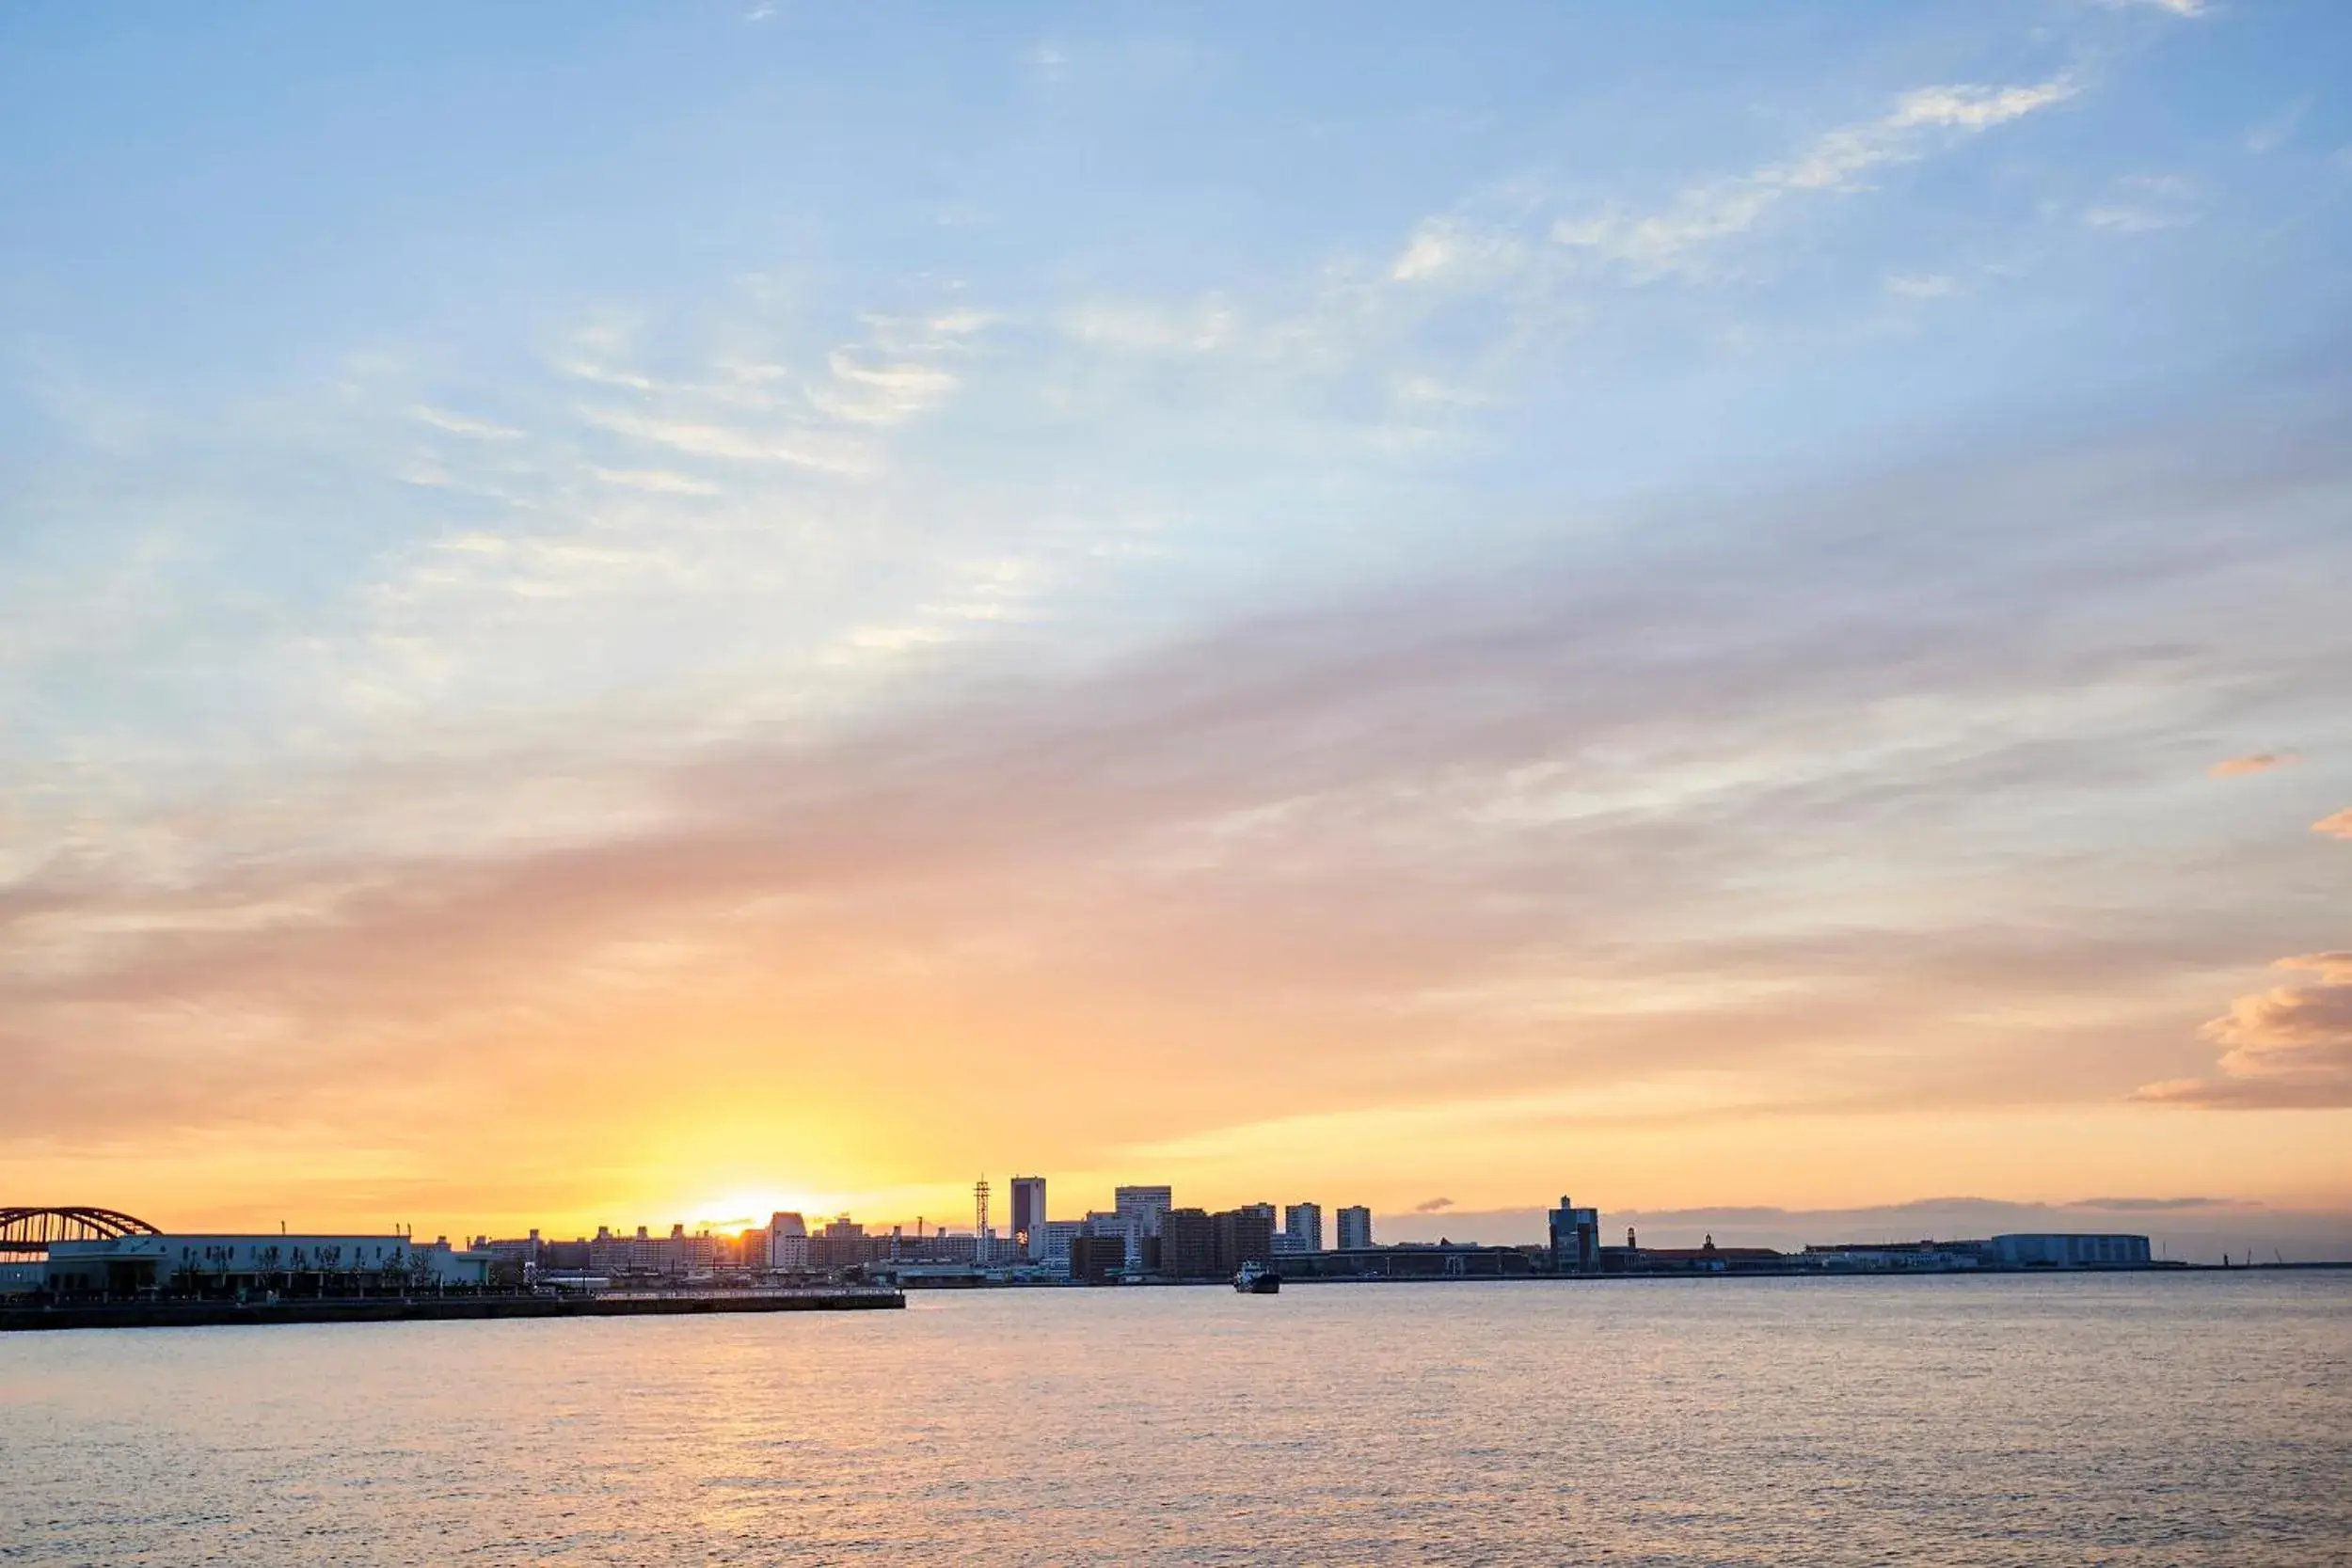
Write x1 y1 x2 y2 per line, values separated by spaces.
2135 953 2352 1109
2315 808 2352 841
2207 752 2299 777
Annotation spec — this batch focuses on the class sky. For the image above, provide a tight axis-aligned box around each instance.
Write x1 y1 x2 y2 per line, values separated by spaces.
3 1 2349 1260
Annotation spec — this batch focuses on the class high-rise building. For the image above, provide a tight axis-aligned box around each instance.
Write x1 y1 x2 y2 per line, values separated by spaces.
1283 1203 1324 1254
1336 1206 1373 1250
1009 1176 1048 1260
1548 1196 1599 1273
1212 1207 1276 1275
1114 1185 1172 1238
1158 1208 1217 1278
768 1212 810 1271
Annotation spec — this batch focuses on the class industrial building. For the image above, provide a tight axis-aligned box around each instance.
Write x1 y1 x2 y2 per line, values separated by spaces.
1991 1233 2152 1268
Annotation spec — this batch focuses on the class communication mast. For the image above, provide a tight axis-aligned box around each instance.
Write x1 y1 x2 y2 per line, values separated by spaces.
974 1178 992 1266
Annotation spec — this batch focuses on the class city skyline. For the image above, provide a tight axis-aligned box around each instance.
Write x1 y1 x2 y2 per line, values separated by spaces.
5 3 2350 1243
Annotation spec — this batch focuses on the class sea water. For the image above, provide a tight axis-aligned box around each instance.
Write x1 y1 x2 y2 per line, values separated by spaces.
3 1272 2346 1564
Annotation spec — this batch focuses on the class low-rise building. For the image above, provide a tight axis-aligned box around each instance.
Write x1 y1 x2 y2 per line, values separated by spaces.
1804 1241 1981 1271
1068 1233 1126 1284
1278 1243 1534 1280
1084 1210 1145 1272
42 1234 489 1295
1040 1219 1084 1271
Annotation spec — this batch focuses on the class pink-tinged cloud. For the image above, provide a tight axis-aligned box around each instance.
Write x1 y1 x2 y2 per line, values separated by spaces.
2314 808 2352 841
2207 752 2299 777
2134 953 2352 1108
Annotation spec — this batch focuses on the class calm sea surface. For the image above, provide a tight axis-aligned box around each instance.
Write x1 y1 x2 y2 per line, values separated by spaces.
2 1273 2347 1565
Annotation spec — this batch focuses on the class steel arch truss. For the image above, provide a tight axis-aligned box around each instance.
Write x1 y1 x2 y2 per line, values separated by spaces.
0 1206 163 1259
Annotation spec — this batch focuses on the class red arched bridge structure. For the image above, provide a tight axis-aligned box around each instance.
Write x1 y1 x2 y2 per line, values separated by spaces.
0 1207 162 1261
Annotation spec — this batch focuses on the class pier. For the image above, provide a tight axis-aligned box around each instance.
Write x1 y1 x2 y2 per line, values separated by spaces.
0 1288 904 1334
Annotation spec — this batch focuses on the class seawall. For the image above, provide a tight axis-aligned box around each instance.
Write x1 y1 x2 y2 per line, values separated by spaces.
1 1289 904 1333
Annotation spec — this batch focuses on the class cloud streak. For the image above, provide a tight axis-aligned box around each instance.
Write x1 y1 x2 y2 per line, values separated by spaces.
1545 77 2074 279
2209 752 2300 777
2136 955 2352 1109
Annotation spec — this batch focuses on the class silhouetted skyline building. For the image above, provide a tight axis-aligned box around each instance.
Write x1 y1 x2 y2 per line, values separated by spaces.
1336 1205 1372 1250
1213 1207 1275 1275
1549 1197 1599 1274
1009 1176 1047 1261
1158 1208 1216 1278
1069 1233 1126 1284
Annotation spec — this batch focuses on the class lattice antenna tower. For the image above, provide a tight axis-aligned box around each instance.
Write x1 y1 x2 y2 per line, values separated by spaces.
974 1178 991 1264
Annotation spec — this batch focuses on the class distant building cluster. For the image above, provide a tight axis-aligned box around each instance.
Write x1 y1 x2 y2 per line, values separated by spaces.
462 1180 2162 1290
457 1180 1387 1289
3 1186 2164 1305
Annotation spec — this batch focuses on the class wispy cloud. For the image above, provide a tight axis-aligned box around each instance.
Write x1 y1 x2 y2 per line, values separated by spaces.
2208 752 2300 778
805 352 959 426
2315 808 2352 842
2244 96 2312 155
580 406 871 475
1060 298 1236 355
590 467 721 497
1414 1196 1456 1212
2085 173 2198 234
1545 77 2075 279
1391 220 1527 285
413 404 524 440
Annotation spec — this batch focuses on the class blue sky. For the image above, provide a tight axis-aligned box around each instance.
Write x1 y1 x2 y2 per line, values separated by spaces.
3 2 2348 1247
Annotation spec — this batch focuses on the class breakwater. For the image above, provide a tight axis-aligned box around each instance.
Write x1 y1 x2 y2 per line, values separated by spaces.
1 1288 903 1333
